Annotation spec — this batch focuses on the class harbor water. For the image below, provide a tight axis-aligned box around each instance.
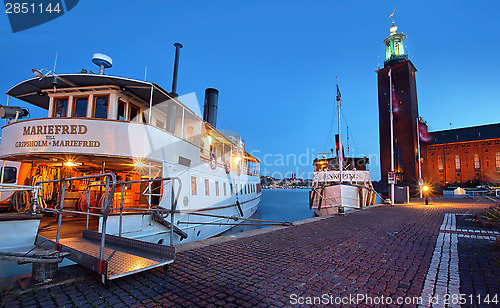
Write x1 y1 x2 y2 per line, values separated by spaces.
222 189 314 235
223 188 384 236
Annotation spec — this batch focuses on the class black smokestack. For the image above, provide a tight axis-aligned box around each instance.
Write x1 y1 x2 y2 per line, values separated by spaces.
203 88 219 127
171 42 183 97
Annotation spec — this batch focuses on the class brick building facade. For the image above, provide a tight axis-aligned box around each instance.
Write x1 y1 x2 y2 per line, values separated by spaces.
423 124 500 185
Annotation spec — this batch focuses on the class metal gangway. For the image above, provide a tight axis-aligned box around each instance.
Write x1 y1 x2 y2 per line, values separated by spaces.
34 173 178 284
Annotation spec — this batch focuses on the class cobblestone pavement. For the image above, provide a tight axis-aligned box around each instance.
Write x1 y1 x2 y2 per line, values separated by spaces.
1 199 499 307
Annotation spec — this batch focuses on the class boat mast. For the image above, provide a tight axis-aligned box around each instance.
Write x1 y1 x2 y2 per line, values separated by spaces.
336 77 343 182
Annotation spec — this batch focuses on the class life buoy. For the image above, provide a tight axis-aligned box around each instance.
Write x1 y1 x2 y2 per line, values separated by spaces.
224 161 230 174
210 152 217 170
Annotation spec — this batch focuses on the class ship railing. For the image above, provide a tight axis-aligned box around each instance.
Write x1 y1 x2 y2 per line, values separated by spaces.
84 177 182 246
0 183 41 213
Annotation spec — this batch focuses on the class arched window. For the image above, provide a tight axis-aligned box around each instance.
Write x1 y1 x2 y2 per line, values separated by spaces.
455 155 461 172
474 154 480 170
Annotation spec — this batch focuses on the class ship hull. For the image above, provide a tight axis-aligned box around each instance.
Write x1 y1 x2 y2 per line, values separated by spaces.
310 182 377 216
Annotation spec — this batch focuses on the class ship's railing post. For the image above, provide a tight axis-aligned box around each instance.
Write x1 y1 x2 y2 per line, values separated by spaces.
85 188 91 230
170 178 175 246
32 186 40 214
119 184 124 237
55 179 66 251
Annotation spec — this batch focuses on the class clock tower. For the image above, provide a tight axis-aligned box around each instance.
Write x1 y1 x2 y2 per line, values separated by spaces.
377 22 420 184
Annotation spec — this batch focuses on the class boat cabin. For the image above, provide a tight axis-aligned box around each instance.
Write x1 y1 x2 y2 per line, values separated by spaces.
313 156 369 172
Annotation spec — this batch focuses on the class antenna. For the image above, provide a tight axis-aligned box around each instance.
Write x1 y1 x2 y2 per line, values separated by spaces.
144 66 148 81
92 53 113 75
53 51 58 73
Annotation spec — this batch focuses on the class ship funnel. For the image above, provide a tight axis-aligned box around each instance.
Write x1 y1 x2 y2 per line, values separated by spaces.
203 88 219 128
171 42 183 97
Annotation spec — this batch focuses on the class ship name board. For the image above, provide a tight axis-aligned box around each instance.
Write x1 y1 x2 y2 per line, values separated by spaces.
22 124 88 135
14 124 101 148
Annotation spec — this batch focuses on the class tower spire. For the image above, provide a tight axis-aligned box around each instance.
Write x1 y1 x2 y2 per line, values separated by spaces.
383 21 407 67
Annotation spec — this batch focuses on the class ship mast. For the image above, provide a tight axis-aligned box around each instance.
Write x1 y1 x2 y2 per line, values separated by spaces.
336 77 343 182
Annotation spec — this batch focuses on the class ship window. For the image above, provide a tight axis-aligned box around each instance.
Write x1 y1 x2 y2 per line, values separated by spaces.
215 181 219 196
229 183 233 195
186 126 194 143
129 104 140 122
204 179 209 196
54 98 68 117
223 182 227 196
74 97 88 117
117 100 126 121
156 120 165 129
0 167 17 183
191 176 197 195
94 96 109 119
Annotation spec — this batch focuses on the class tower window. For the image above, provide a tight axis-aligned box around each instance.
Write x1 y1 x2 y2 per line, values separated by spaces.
438 157 444 172
496 153 500 170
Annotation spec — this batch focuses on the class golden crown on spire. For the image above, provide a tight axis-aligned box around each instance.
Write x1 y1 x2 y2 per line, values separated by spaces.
390 21 398 35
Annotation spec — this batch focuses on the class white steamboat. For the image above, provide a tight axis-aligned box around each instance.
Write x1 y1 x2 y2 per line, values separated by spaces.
0 49 261 248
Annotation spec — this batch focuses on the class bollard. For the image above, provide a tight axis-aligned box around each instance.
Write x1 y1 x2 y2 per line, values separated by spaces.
32 262 58 282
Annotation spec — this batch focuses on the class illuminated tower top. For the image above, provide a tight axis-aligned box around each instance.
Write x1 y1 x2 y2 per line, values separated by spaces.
383 22 408 67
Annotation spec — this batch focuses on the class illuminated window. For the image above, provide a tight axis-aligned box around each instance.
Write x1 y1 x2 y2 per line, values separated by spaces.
455 155 461 172
474 154 480 170
54 98 68 117
438 157 444 172
204 179 209 196
191 176 197 195
0 167 17 183
496 153 500 170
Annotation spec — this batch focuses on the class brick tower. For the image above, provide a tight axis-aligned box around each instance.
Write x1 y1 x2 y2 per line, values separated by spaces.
376 22 419 184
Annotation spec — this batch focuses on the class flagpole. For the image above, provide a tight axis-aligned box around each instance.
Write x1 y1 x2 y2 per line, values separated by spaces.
336 77 342 182
389 69 395 207
417 118 423 198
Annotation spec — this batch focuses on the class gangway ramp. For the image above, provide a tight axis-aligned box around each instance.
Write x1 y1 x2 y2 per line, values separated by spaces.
36 230 175 282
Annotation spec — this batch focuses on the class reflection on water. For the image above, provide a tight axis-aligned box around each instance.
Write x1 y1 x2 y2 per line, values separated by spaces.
222 189 315 235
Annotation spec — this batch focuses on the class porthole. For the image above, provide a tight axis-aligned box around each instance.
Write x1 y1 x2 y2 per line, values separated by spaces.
158 239 164 244
197 231 201 237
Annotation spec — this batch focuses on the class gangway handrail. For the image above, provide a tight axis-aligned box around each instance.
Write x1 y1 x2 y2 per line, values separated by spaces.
35 172 117 275
112 177 182 244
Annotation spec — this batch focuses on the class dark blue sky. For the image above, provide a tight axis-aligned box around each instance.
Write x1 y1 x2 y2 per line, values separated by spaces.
1 0 499 180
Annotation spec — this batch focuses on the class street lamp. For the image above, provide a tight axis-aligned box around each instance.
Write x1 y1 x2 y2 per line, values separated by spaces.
423 185 429 205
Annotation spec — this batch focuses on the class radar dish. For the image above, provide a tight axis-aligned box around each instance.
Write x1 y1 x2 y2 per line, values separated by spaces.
92 53 113 74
